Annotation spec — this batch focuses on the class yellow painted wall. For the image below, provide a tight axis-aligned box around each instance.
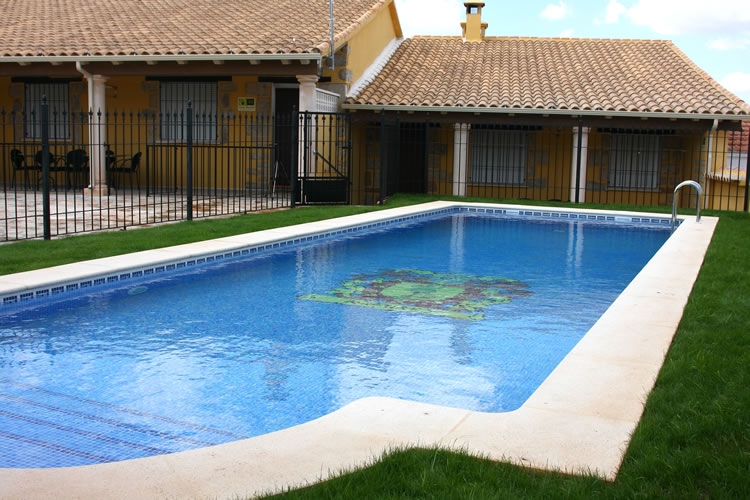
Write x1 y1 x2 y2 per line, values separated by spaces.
325 2 400 86
705 129 747 211
0 76 14 115
707 178 747 211
1 77 88 187
584 130 704 207
102 75 276 192
428 124 455 195
464 128 573 201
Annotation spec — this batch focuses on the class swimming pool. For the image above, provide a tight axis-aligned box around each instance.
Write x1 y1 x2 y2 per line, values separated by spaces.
0 204 673 469
0 202 718 498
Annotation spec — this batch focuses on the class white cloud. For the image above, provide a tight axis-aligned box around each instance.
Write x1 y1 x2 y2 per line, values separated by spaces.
559 28 575 38
721 72 750 99
709 37 750 50
541 1 569 21
393 0 464 37
627 0 750 35
604 0 626 24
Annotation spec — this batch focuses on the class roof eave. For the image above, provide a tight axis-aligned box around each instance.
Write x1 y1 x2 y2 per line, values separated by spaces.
4 54 322 65
341 103 750 121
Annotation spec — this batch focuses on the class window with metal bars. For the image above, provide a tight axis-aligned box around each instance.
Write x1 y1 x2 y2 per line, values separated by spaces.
159 81 217 142
469 128 528 185
24 82 70 140
608 133 661 190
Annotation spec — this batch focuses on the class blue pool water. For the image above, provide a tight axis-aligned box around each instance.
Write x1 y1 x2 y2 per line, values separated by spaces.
0 212 671 468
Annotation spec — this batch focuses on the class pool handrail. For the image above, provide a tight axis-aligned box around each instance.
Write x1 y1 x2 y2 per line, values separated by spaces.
672 180 703 231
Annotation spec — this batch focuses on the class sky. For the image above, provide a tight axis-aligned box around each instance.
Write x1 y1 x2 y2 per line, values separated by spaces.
392 0 750 105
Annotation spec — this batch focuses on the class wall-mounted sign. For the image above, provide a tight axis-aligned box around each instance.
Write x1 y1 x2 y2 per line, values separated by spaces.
238 97 257 112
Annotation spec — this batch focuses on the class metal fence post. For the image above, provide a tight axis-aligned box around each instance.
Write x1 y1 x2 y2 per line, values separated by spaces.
744 141 749 213
424 113 430 195
41 95 51 240
186 100 193 220
379 114 387 203
290 106 298 207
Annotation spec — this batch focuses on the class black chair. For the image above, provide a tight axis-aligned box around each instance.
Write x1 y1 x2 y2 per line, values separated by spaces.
108 151 142 189
10 149 39 189
65 149 89 189
34 150 64 190
34 150 57 169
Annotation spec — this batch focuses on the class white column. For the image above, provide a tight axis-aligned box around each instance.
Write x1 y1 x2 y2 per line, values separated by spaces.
569 126 590 203
296 75 319 180
453 123 470 197
297 75 319 112
86 74 109 196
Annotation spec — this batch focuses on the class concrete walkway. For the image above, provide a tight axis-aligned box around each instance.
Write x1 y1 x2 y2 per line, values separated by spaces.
0 189 290 241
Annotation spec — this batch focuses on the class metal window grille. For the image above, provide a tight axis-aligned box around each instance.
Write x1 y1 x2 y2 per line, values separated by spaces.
609 134 661 189
24 83 69 140
160 81 217 142
470 129 527 185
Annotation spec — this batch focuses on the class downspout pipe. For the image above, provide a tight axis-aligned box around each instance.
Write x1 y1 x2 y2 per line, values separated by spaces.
75 61 94 113
76 61 108 193
75 62 95 190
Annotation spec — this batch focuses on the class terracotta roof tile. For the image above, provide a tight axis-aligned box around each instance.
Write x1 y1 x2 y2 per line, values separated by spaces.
347 36 750 117
0 0 393 58
728 121 749 152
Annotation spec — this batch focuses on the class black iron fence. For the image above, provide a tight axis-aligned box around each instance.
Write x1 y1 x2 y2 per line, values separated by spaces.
1 101 748 242
349 113 749 212
1 101 301 241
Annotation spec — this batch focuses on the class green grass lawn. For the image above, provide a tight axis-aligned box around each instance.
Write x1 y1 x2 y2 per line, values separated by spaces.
1 195 748 498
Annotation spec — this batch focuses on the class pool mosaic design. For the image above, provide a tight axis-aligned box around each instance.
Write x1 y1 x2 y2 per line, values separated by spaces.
299 269 532 320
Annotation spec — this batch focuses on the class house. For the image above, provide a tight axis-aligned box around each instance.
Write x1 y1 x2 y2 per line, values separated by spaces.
0 0 403 195
1 0 747 214
343 1 750 210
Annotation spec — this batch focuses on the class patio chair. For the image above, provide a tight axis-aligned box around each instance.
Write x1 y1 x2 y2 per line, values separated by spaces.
65 149 89 189
34 150 64 190
108 151 142 189
10 149 39 189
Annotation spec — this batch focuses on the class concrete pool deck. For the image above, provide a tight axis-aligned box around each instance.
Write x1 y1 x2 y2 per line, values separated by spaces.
0 201 718 500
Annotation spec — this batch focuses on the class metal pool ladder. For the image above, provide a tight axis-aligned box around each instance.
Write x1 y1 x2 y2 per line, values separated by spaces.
671 180 703 231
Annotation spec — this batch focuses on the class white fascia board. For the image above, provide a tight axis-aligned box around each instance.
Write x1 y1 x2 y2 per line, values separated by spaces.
347 38 403 99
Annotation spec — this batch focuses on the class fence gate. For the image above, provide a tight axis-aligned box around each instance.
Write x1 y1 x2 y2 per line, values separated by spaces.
297 111 351 204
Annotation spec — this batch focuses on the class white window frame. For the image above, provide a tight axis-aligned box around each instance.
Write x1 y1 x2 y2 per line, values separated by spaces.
24 82 70 140
159 81 218 142
609 133 661 190
470 128 527 186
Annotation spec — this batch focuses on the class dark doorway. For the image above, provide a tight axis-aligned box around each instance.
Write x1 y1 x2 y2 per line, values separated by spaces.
398 123 427 193
273 88 299 186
